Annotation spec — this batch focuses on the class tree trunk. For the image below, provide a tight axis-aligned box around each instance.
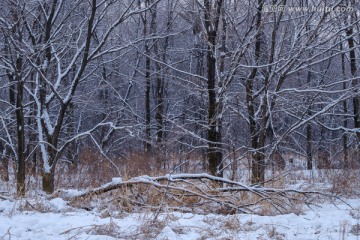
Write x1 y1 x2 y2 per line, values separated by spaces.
207 35 222 176
42 171 55 194
142 1 152 153
306 70 313 170
306 123 313 170
2 157 9 182
10 76 26 196
144 35 151 152
247 0 265 185
204 0 224 177
40 139 60 193
15 61 25 196
151 4 166 169
251 152 265 184
340 42 349 168
4 7 26 195
346 21 360 143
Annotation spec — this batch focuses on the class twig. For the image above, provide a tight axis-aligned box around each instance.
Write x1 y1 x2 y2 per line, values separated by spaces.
152 160 190 221
0 195 11 201
1 227 12 239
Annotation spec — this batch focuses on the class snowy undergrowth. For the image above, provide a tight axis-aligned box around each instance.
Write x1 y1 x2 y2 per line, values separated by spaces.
1 197 360 239
1 168 360 239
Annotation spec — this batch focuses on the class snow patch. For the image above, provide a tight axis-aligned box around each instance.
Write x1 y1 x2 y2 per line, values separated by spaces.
157 226 180 240
57 189 85 198
49 198 68 212
111 177 122 184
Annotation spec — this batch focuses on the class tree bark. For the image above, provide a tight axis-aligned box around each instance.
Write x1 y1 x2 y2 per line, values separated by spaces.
16 79 26 196
42 171 55 194
1 157 9 182
346 18 360 143
306 70 313 170
142 0 152 153
340 42 349 168
247 0 265 184
4 4 26 195
0 143 9 182
204 0 224 177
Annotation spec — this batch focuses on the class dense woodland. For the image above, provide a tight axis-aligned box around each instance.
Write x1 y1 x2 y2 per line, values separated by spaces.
0 0 360 195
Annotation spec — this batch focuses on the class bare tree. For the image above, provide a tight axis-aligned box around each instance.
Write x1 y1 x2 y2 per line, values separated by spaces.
203 0 224 177
0 1 30 195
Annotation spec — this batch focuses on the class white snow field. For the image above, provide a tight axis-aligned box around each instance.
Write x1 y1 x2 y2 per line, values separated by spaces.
1 168 360 239
1 195 360 239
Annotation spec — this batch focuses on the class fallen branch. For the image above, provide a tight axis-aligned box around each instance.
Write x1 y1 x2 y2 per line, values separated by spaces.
62 173 346 215
0 195 11 201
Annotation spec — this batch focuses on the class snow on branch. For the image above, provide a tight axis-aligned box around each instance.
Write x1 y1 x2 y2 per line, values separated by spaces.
61 173 345 215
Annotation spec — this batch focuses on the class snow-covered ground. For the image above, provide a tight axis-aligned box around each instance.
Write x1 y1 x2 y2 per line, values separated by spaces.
1 167 360 239
1 196 360 239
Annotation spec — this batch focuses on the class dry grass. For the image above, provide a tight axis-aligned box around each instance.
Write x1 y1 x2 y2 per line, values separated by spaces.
87 219 119 237
266 226 286 240
66 171 322 218
241 219 260 232
17 198 53 213
2 149 358 219
53 149 208 190
60 219 120 239
138 217 167 239
221 215 241 230
326 169 360 196
350 207 360 220
55 148 121 189
350 224 360 236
